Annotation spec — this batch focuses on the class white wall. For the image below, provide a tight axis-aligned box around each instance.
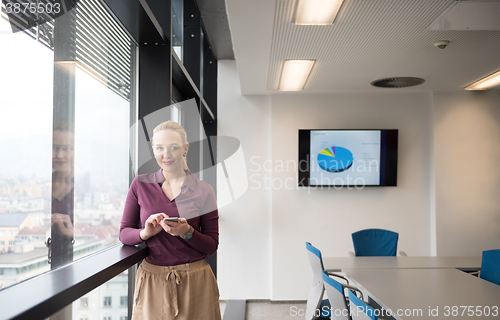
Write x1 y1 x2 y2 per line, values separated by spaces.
269 93 432 300
217 61 500 301
433 90 500 256
217 60 272 299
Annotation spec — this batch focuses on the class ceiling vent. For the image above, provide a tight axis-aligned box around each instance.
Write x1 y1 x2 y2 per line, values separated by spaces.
371 77 425 88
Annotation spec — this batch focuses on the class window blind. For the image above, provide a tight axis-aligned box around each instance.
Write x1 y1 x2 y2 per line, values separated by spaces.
1 0 133 101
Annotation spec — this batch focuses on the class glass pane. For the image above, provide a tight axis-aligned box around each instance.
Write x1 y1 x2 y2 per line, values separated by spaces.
171 104 180 123
172 0 183 60
0 0 136 290
0 16 54 289
45 271 129 320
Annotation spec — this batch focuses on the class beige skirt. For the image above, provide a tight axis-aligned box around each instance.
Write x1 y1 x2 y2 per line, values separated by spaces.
132 259 221 320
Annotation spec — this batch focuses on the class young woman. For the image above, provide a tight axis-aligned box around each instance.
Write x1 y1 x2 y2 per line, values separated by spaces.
120 121 221 320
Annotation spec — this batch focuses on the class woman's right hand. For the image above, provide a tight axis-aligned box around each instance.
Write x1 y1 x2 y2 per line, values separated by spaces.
140 213 166 241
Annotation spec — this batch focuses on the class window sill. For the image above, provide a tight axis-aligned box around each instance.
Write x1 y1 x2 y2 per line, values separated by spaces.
0 244 147 320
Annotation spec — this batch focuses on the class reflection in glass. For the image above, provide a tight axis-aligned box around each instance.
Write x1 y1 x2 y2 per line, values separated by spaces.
50 122 75 268
172 0 184 60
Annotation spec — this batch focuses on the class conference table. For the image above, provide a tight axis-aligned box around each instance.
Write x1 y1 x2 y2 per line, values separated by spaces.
324 257 500 320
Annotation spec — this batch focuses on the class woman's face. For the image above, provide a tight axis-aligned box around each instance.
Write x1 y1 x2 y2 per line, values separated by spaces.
152 129 188 174
52 130 74 174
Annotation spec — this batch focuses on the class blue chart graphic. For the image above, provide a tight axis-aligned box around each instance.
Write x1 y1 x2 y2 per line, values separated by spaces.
317 146 354 173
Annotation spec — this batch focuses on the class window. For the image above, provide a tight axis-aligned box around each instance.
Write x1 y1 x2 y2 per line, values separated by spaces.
9 241 15 246
0 231 4 236
120 316 128 320
0 0 136 290
80 297 89 308
103 296 112 307
120 296 128 307
103 316 112 320
71 272 129 320
0 241 4 245
171 104 181 124
172 0 183 60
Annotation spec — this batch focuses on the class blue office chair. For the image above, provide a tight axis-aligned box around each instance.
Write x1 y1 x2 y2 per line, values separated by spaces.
480 249 500 286
321 270 349 320
322 270 365 320
351 228 406 256
306 242 351 320
348 290 378 320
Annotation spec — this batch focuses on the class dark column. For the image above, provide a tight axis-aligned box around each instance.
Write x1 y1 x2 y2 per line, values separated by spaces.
183 0 201 89
202 35 218 278
138 43 172 175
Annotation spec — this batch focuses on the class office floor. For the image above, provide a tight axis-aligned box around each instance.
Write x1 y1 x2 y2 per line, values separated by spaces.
220 301 308 320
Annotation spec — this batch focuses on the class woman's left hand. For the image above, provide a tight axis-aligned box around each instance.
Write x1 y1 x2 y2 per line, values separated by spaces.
160 216 191 237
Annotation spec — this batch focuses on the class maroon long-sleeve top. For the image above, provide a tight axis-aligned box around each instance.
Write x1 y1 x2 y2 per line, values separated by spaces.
119 169 219 266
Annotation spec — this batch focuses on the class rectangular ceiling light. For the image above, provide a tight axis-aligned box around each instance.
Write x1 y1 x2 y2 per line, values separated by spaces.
279 60 315 91
464 70 500 90
295 0 344 25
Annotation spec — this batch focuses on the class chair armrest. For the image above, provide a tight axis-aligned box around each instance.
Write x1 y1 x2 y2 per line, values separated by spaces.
345 284 364 301
399 251 408 256
348 251 355 257
327 272 349 285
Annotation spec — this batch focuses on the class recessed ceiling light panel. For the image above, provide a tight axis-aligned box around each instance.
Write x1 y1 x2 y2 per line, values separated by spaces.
279 60 315 91
295 0 344 25
464 70 500 90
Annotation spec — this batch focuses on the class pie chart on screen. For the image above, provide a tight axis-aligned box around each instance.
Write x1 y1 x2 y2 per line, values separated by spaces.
317 146 354 173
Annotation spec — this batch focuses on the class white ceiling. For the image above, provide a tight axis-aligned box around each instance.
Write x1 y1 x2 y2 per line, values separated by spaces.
225 0 500 95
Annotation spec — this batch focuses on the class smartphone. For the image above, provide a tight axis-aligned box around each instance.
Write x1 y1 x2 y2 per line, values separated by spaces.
163 217 179 222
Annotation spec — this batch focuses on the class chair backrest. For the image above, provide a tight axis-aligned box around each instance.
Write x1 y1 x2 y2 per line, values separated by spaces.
351 228 399 256
480 249 500 286
305 242 326 320
348 290 378 320
322 270 350 320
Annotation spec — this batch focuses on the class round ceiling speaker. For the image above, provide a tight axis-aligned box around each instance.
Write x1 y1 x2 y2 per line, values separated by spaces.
371 77 425 88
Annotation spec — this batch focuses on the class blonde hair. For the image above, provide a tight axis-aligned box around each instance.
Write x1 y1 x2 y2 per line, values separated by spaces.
152 121 189 171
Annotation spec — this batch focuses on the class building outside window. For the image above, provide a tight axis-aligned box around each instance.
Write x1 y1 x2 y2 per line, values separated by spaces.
104 296 112 307
120 295 127 307
72 273 128 320
80 297 89 308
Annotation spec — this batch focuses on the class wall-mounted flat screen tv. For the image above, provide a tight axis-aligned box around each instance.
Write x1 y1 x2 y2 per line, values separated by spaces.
298 130 398 187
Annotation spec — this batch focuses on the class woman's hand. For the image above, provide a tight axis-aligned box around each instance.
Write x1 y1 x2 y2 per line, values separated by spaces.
140 213 166 241
51 213 74 238
160 216 190 237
